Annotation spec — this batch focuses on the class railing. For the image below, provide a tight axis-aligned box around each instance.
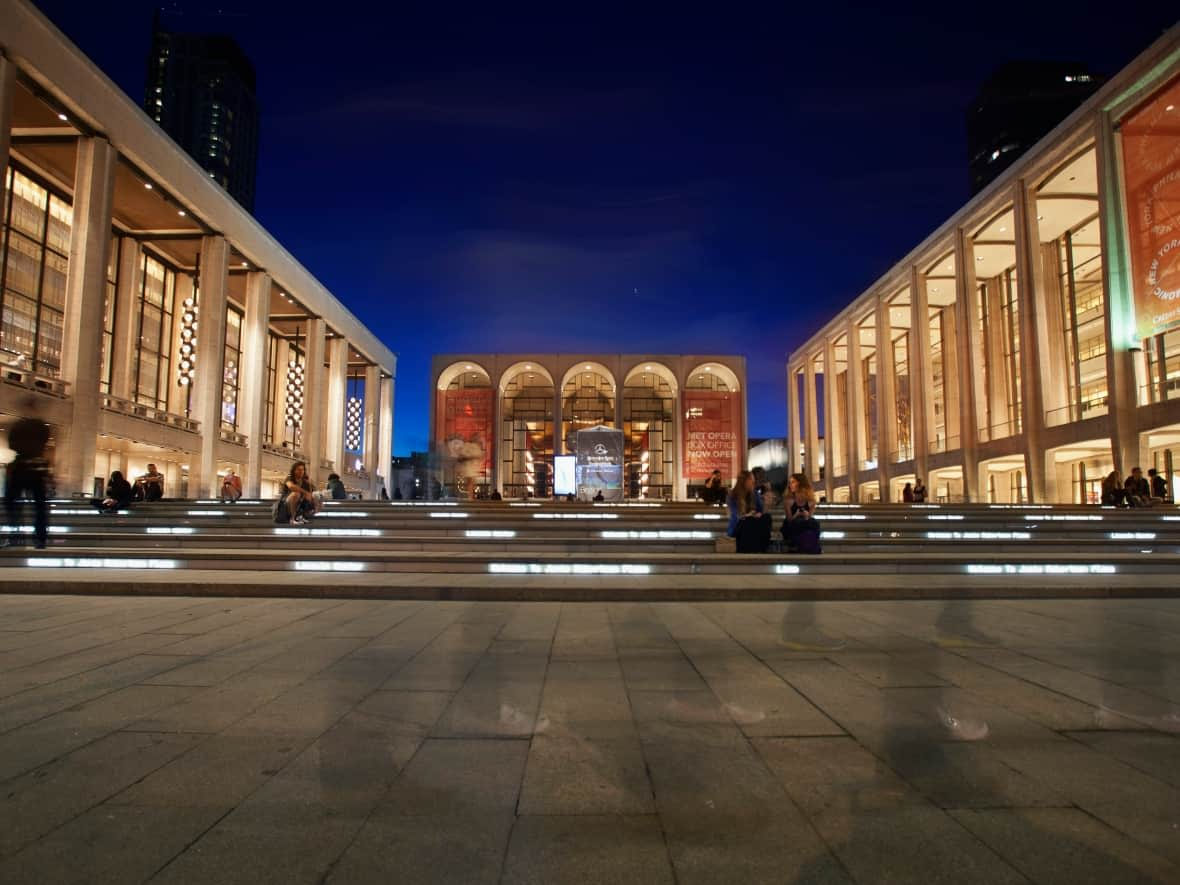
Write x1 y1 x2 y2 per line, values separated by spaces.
344 465 369 481
102 394 200 433
219 427 248 446
1 361 70 398
977 420 1020 444
262 441 309 462
321 458 336 472
831 463 847 478
1045 397 1108 427
860 457 878 472
889 444 914 464
928 435 960 454
1139 378 1180 405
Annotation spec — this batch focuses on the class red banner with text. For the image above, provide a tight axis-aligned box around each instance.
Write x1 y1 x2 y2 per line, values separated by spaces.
1121 73 1180 341
682 390 742 482
437 387 494 475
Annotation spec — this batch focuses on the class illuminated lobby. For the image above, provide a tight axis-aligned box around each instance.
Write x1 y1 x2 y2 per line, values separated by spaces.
788 25 1180 504
0 2 395 499
430 354 747 500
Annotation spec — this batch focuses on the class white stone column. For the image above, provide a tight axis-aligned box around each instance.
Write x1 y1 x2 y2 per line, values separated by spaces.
822 338 838 497
302 318 327 483
910 265 932 485
57 137 115 496
1013 178 1049 502
379 370 394 497
362 363 380 493
845 320 863 501
0 55 14 208
110 238 142 402
325 336 348 475
787 361 801 478
804 358 820 487
875 297 897 498
1095 110 1138 476
239 270 270 497
189 236 229 497
954 229 981 501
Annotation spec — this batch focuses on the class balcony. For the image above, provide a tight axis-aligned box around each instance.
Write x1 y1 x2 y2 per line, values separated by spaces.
928 435 960 455
262 441 309 462
1 357 70 398
1139 378 1180 405
977 420 1020 444
102 394 199 433
219 427 248 446
889 443 914 464
1045 397 1109 427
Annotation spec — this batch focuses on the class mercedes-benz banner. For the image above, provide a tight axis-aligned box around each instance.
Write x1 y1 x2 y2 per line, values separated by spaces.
574 426 624 501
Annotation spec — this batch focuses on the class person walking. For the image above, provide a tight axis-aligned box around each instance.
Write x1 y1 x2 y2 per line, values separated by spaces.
4 397 51 549
220 468 242 503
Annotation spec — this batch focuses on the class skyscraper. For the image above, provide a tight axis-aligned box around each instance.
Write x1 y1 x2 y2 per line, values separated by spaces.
144 13 259 211
967 61 1104 195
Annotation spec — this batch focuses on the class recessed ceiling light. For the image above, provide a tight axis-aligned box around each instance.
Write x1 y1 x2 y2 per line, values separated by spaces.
705 367 712 372
1037 215 1044 220
465 365 472 370
1166 104 1175 112
240 261 248 268
177 209 186 217
585 365 592 370
144 183 153 190
998 226 1007 233
57 113 68 122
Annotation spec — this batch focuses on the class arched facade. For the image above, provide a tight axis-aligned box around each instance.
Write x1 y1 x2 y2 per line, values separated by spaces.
430 354 747 499
434 361 493 498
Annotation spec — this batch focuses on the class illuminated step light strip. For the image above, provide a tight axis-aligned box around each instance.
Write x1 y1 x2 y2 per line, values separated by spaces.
488 562 652 575
593 502 662 508
1023 514 1103 521
29 557 178 569
600 530 714 540
927 531 1032 540
824 531 846 539
1161 516 1180 521
774 564 801 575
509 502 541 508
965 563 1116 575
49 508 103 516
2 525 69 533
910 504 942 509
429 512 470 518
693 513 724 521
466 530 517 538
822 514 867 521
989 504 1052 510
1109 532 1157 540
927 514 965 521
533 513 619 520
317 511 370 518
823 504 862 509
146 527 196 535
391 501 458 507
187 510 226 517
293 560 366 572
274 527 382 537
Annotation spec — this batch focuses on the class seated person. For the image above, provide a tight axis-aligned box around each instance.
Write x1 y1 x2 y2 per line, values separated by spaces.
134 463 165 502
1149 468 1169 504
702 469 725 505
728 469 771 553
592 489 605 502
220 468 242 503
1125 467 1151 507
96 470 132 514
782 472 822 554
326 473 347 500
276 461 318 525
1100 470 1126 507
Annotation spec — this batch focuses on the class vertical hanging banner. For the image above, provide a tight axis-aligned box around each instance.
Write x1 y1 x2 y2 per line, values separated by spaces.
683 390 742 482
1121 73 1180 341
575 425 624 501
438 387 493 478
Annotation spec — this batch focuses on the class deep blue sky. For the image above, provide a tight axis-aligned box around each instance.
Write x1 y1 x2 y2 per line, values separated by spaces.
32 1 1177 452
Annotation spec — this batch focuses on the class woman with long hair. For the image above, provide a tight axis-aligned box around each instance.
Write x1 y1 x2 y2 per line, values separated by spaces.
783 472 822 554
277 461 318 525
1100 470 1126 507
727 469 771 552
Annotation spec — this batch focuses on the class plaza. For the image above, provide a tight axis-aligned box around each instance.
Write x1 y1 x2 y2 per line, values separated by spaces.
0 594 1177 884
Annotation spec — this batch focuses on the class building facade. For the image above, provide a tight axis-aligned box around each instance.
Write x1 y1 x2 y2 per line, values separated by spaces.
431 354 747 500
145 15 259 211
0 0 395 499
788 25 1180 505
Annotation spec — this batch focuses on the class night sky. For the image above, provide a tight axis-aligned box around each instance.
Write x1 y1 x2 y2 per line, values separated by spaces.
30 1 1177 453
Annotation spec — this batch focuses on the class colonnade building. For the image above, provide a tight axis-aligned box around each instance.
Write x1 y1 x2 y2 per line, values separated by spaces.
787 25 1180 505
0 0 395 499
431 355 747 500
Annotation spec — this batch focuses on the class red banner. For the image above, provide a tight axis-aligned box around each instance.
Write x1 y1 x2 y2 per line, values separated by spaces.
682 390 742 482
1122 74 1180 341
437 387 493 474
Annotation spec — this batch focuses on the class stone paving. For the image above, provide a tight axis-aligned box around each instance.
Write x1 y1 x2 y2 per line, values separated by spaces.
0 594 1178 884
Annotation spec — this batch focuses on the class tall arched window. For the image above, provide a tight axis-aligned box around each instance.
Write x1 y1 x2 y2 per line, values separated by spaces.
500 364 554 497
622 364 677 499
435 363 493 497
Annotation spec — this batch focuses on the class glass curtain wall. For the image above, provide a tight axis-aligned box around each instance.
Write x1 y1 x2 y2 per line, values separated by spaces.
221 306 243 429
889 290 912 462
501 370 555 497
1059 217 1108 415
561 369 615 453
622 369 676 499
858 319 878 469
923 253 959 452
0 168 72 377
133 252 177 411
832 335 848 476
100 233 119 395
1144 329 1180 401
263 333 279 444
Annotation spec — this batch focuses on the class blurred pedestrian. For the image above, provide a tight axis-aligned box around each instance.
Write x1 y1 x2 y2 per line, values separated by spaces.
4 397 51 548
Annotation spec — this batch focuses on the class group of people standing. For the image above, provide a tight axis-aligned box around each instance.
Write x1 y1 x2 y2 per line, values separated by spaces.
1101 467 1169 507
726 469 822 554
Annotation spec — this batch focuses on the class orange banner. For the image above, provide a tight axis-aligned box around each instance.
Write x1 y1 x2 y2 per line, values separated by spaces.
682 390 742 482
1121 74 1180 341
437 387 493 474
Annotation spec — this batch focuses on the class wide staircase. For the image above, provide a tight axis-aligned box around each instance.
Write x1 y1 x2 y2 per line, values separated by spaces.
2 498 1177 600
